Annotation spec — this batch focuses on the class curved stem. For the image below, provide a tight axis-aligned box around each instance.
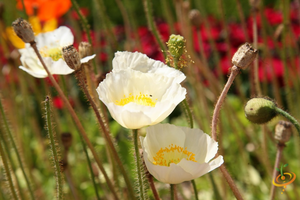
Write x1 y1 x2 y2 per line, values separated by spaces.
0 94 35 200
191 180 199 200
148 174 160 200
275 107 300 135
30 42 119 200
211 66 244 200
133 129 145 200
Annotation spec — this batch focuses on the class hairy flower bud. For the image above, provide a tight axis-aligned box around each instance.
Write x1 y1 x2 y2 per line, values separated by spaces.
274 121 292 144
167 34 185 59
232 43 257 69
78 42 92 59
62 45 81 70
12 18 35 43
244 98 277 124
189 9 202 27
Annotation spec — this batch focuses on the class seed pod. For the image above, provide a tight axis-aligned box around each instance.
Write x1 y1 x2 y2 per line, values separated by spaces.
274 121 292 144
12 18 35 43
232 43 257 69
79 42 92 59
189 9 202 27
62 45 81 71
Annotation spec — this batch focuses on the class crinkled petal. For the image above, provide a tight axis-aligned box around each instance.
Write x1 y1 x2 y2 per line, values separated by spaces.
96 70 186 129
36 26 74 48
80 54 96 63
112 51 186 83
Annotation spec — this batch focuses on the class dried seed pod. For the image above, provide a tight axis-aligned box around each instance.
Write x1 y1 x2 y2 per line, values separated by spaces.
274 121 292 144
189 9 202 27
232 43 257 69
62 45 81 71
79 42 92 59
12 18 35 43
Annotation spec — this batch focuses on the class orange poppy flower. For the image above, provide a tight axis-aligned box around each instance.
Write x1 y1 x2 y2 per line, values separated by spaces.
17 0 72 21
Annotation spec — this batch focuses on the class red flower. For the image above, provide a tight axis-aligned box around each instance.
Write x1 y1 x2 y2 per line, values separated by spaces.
53 96 64 109
17 0 71 21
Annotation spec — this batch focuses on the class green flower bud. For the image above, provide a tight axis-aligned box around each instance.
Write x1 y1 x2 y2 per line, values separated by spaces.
244 98 277 124
167 34 185 58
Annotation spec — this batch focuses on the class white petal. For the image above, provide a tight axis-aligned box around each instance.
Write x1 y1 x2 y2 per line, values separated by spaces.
19 66 48 78
80 54 96 63
145 124 186 160
96 70 186 129
112 51 186 83
46 58 74 75
178 156 224 178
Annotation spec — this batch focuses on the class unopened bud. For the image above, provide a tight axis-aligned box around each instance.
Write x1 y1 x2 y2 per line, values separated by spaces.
244 98 277 124
189 9 202 27
167 34 186 59
61 132 73 149
232 43 257 69
12 18 35 43
92 163 99 177
79 42 92 59
274 121 292 143
62 45 81 70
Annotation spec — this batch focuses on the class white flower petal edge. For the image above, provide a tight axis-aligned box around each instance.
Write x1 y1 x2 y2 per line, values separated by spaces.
96 70 186 129
112 51 186 83
140 123 224 184
80 54 96 63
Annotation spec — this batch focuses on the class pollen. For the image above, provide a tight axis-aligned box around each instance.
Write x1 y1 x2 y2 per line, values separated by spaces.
40 46 63 61
115 93 157 107
152 144 197 166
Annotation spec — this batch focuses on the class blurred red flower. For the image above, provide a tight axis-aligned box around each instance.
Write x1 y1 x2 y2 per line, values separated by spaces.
17 0 72 21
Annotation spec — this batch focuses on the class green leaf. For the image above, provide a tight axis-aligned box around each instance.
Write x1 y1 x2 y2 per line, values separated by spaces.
276 168 280 171
284 164 288 167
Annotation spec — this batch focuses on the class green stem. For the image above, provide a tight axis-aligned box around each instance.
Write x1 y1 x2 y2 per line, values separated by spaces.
133 129 145 200
209 173 222 200
170 184 176 200
191 180 199 200
78 134 101 200
20 0 28 19
0 140 18 200
44 97 63 200
275 107 300 135
70 0 98 74
0 94 35 200
143 0 167 59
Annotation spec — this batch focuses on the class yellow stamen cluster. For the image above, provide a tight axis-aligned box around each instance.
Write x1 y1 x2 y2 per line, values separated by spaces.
152 144 196 166
115 93 157 107
40 46 63 61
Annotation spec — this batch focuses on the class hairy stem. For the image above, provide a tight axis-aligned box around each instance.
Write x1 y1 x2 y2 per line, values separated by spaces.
30 42 119 200
133 129 145 200
275 107 300 135
0 94 35 200
44 97 63 200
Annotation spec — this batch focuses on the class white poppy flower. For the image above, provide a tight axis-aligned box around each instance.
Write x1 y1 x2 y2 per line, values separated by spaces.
140 123 224 184
96 69 186 129
18 26 95 78
112 51 186 83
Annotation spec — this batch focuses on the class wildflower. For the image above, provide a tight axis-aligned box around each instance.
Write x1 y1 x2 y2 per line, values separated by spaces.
140 123 224 184
16 0 71 21
97 52 186 129
18 26 95 78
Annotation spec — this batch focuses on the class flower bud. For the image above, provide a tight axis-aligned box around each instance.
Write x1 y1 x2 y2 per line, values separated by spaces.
78 42 92 59
62 45 81 71
232 43 257 69
167 34 186 59
274 121 292 144
189 9 202 27
244 98 277 124
61 132 73 150
12 18 35 43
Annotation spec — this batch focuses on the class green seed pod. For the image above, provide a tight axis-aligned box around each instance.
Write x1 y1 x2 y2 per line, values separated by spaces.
244 98 277 124
167 34 185 58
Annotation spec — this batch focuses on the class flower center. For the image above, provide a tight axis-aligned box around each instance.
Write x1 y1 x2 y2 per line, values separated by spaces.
115 93 157 107
40 47 63 61
152 144 196 166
